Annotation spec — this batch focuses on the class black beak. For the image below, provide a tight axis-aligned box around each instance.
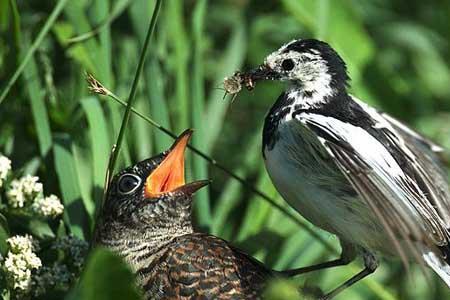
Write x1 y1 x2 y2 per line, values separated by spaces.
173 180 211 196
241 64 280 90
249 64 280 80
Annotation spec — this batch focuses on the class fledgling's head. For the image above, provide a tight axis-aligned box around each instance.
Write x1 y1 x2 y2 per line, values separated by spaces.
93 130 209 247
247 39 350 93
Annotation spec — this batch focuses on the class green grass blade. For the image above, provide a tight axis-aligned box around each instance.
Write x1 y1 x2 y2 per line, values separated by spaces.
128 0 153 42
0 0 69 104
165 0 190 133
92 0 113 87
8 0 22 50
190 0 211 228
81 97 111 205
203 19 247 152
129 0 172 152
211 130 261 236
72 143 95 218
130 100 152 160
53 134 89 239
0 212 10 255
145 59 172 152
53 22 97 72
106 0 162 181
22 38 52 157
67 0 132 44
62 2 102 76
236 167 280 242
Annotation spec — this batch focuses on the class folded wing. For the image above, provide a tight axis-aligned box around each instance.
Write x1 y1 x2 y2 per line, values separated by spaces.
296 112 450 267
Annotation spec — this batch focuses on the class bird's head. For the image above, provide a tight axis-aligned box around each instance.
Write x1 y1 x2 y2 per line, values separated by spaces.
246 39 350 95
94 130 209 246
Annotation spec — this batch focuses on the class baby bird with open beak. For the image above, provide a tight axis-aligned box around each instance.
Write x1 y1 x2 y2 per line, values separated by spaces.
93 130 275 299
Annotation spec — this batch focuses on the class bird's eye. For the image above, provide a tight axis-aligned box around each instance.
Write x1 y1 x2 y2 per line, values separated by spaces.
281 59 295 71
117 174 141 195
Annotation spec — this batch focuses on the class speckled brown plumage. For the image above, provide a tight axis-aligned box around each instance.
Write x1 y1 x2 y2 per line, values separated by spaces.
93 131 275 299
139 233 272 299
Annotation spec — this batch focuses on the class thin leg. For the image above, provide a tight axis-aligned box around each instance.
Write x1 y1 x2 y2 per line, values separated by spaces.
320 250 378 300
280 240 357 277
281 257 351 276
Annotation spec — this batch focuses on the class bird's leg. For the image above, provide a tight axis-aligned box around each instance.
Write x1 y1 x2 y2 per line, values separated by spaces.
281 258 351 276
280 240 356 277
319 250 378 300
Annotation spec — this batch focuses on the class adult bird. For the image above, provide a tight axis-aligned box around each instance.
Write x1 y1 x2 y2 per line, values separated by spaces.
93 130 273 299
239 39 450 299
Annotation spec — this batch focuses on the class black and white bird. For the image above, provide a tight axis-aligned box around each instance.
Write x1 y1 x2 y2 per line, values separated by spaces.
240 39 450 299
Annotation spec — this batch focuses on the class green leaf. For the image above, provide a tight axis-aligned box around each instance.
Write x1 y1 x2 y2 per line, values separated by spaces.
81 97 110 205
0 212 9 255
211 130 261 237
53 134 89 239
53 22 96 72
66 248 141 300
190 0 211 229
72 143 95 218
0 0 69 104
236 167 278 242
165 0 190 133
22 36 52 157
263 278 304 300
26 218 55 240
203 18 247 153
129 0 172 153
92 0 113 86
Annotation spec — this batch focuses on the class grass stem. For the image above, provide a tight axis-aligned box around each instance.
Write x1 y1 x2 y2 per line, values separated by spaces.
0 0 69 105
101 0 162 212
106 0 162 182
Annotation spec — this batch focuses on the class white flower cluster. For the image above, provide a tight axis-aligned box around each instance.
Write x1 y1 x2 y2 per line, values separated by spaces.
7 175 43 208
5 174 64 218
32 195 64 218
6 235 39 253
2 235 42 292
0 154 12 188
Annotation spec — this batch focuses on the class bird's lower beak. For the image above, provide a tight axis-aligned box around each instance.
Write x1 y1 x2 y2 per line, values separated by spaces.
144 129 209 197
173 180 211 196
242 64 280 90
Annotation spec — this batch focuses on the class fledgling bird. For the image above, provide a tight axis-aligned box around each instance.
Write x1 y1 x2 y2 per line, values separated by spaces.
93 130 273 299
238 39 450 299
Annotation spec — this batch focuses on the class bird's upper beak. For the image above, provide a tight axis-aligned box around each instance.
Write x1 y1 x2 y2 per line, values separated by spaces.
242 64 280 90
144 129 209 197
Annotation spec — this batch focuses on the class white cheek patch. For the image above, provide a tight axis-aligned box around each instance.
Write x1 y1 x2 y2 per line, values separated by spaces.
264 45 335 109
264 52 277 70
265 50 330 85
300 62 333 93
265 51 292 71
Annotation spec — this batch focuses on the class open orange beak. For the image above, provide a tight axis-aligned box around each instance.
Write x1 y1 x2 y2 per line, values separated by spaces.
144 130 209 197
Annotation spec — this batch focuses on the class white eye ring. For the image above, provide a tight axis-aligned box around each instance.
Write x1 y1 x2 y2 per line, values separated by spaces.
117 174 142 195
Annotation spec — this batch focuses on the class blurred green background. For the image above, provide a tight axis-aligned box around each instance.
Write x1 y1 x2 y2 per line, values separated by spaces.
1 0 450 299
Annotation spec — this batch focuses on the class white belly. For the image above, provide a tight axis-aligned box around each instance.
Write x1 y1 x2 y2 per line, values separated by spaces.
264 121 386 251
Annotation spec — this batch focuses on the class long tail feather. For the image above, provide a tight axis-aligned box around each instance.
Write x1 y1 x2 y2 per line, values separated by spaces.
423 248 450 287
